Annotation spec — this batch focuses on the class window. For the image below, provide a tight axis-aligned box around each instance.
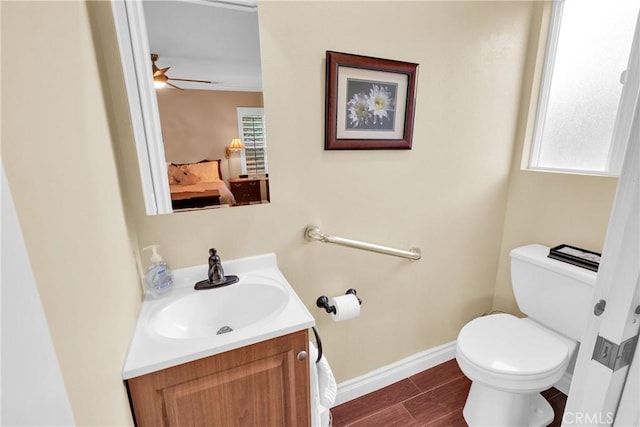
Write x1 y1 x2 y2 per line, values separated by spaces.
237 107 268 175
529 0 640 175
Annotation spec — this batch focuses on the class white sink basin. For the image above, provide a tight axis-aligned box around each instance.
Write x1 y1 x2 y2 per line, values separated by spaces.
148 279 289 340
123 253 315 380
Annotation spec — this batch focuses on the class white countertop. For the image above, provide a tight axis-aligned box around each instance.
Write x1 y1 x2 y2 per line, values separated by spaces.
122 253 315 380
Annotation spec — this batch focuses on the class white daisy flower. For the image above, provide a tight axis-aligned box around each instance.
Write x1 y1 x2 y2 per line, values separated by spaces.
367 85 394 124
347 91 371 127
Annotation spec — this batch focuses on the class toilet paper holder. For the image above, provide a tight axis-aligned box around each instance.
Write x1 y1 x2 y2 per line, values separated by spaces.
316 289 362 314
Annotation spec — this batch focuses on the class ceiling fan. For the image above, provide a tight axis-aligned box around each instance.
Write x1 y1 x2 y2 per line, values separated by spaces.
151 53 213 90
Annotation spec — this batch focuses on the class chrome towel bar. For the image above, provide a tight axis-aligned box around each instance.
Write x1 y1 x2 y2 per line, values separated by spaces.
304 225 421 261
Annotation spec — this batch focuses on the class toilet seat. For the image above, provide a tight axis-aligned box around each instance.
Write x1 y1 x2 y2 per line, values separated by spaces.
456 313 571 392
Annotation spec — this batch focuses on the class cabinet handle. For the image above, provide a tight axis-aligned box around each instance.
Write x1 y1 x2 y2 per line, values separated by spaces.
297 351 307 361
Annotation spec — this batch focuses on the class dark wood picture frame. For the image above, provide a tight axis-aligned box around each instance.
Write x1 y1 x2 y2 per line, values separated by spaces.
325 51 418 150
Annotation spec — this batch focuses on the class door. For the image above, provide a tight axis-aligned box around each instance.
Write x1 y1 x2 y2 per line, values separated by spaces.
562 13 640 426
1 165 75 425
614 347 639 426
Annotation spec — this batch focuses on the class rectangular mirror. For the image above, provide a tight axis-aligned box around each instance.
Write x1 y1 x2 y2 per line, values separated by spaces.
112 0 270 215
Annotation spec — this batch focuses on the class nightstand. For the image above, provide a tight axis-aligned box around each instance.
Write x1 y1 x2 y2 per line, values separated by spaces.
229 178 262 204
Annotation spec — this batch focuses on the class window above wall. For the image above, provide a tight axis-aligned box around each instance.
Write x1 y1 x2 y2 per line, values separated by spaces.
528 0 640 176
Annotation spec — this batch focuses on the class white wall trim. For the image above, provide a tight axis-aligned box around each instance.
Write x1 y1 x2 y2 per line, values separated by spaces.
333 340 573 407
111 0 172 215
333 341 457 406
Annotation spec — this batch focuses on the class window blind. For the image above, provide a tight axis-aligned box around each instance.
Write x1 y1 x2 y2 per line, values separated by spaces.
237 107 268 175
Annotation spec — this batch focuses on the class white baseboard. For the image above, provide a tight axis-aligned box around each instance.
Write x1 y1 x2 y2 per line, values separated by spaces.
332 340 572 407
333 341 457 406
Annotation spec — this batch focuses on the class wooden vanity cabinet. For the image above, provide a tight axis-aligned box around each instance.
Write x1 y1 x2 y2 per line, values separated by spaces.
126 330 310 427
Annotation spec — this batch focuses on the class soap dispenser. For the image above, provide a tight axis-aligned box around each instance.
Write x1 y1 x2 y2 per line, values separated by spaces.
142 245 173 296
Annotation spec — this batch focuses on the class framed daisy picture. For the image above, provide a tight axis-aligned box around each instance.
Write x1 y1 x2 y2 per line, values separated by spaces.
325 51 418 150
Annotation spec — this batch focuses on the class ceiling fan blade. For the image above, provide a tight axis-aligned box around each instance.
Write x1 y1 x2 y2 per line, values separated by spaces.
168 77 213 84
166 81 184 91
150 53 212 88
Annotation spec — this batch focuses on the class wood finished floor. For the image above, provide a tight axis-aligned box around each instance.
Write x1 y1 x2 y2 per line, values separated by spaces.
331 359 567 427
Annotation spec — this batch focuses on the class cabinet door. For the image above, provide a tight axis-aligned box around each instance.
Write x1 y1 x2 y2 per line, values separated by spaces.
230 180 261 203
127 330 309 427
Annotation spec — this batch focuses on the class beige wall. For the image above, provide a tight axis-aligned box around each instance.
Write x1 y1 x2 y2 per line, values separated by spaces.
2 2 141 425
157 89 263 164
491 2 618 314
2 1 619 423
115 1 537 382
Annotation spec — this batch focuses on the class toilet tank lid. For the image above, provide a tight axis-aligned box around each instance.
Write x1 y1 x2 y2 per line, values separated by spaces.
510 244 597 286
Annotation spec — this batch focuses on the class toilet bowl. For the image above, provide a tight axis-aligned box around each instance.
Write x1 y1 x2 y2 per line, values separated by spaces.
457 314 575 426
456 244 596 427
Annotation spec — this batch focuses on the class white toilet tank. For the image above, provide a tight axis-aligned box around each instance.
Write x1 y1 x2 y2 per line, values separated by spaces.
510 244 597 341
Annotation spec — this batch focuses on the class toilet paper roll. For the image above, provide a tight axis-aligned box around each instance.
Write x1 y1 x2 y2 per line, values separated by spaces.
328 294 360 322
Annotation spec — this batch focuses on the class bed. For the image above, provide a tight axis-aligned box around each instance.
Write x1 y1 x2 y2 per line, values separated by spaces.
167 160 236 210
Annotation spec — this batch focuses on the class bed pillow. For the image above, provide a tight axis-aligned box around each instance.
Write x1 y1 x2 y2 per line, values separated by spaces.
177 166 200 185
167 164 182 185
168 163 200 185
186 160 221 181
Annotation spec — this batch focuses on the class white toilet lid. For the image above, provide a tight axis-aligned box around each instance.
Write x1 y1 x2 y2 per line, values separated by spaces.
457 314 569 376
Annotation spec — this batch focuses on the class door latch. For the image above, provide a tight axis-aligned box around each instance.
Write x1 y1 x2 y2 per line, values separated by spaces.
592 334 638 371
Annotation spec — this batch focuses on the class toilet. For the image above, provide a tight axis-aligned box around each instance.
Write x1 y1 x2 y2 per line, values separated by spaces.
456 244 597 427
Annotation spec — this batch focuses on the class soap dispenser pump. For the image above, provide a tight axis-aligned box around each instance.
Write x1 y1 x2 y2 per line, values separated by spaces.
142 245 173 296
